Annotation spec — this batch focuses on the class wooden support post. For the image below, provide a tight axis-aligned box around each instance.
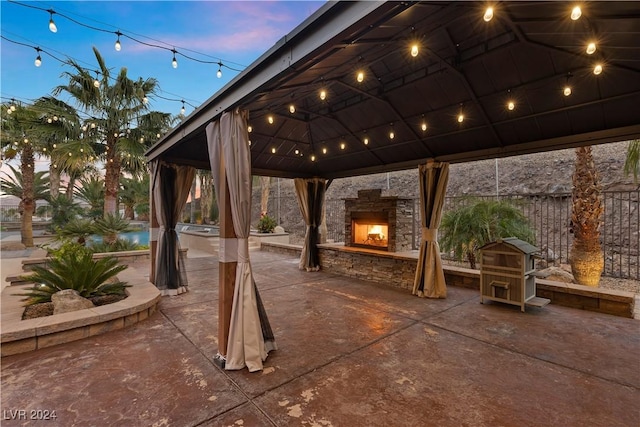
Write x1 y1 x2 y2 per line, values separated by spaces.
217 161 236 365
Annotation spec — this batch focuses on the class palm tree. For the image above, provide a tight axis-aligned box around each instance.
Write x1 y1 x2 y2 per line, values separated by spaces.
75 174 105 219
570 146 604 287
198 170 214 224
624 139 639 182
120 175 149 220
0 101 48 246
260 176 271 216
54 47 158 216
440 198 536 269
1 165 49 202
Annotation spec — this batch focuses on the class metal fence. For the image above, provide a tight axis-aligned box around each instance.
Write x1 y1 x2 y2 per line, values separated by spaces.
267 190 639 280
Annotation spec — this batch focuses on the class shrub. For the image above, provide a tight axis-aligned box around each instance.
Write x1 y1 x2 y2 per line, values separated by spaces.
90 238 141 253
17 242 129 305
257 214 277 233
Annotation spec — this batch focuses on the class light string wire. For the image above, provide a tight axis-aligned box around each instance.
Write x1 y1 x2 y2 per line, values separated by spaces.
1 35 200 111
7 0 244 72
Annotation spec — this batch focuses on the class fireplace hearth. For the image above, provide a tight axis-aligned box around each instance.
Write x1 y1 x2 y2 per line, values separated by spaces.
344 189 413 252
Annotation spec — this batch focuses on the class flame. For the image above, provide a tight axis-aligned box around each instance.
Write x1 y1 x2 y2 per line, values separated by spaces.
369 225 385 239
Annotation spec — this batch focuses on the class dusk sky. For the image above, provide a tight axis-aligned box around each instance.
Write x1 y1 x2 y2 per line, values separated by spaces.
1 0 325 117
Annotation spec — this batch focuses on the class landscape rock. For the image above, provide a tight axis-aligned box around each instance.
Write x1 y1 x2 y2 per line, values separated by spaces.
535 267 575 283
52 289 94 315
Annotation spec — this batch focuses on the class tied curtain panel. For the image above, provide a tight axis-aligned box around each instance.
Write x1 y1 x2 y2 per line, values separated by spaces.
294 178 327 271
206 109 276 372
413 161 450 299
151 160 195 296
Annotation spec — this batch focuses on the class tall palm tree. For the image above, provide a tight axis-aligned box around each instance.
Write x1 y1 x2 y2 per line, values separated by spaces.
1 165 49 202
0 101 47 246
75 174 105 219
54 47 158 216
570 146 604 287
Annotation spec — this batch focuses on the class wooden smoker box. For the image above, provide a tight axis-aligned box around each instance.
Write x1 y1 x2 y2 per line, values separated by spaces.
479 237 550 312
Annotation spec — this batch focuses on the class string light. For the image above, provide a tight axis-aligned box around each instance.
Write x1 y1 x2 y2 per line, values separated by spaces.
570 6 582 20
340 142 346 150
171 49 178 68
247 125 252 133
115 31 122 51
457 113 464 123
180 100 186 115
421 121 427 131
216 62 223 78
320 89 327 100
586 42 596 55
410 43 419 57
484 7 494 22
34 47 42 67
356 71 364 83
93 71 100 88
271 147 276 154
289 104 295 114
507 100 515 111
142 95 148 104
389 124 395 140
593 63 603 75
48 9 57 33
563 73 572 96
363 136 369 145
268 115 274 124
311 154 316 162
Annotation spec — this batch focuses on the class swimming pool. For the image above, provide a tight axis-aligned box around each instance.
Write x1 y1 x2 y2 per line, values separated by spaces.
90 231 150 246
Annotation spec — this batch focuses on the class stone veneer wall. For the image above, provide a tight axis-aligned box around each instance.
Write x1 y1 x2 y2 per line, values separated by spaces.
344 189 414 252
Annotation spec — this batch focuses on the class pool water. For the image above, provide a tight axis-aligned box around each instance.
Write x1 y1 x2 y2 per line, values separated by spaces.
90 231 150 246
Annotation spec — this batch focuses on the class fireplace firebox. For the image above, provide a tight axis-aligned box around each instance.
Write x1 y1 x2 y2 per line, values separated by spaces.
344 189 413 253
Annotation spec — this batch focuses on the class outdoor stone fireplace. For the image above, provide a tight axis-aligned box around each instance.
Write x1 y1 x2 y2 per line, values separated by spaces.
344 189 413 252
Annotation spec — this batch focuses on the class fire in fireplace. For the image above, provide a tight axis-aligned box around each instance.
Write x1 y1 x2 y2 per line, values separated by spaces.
350 213 389 250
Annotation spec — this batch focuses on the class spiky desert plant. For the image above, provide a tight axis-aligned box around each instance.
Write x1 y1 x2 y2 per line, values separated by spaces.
17 242 128 305
92 213 131 245
570 146 604 286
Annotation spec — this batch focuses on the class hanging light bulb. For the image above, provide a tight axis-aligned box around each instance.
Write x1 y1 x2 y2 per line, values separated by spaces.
48 10 57 33
271 147 276 154
356 71 364 83
34 47 42 67
586 42 596 55
247 125 252 133
143 95 148 104
295 149 300 155
389 131 395 140
484 7 494 22
7 108 12 115
571 6 582 20
90 122 96 129
421 122 427 131
10 100 16 112
53 143 57 148
82 125 87 131
593 63 603 75
115 31 122 51
340 142 346 150
93 71 100 88
322 147 327 154
171 50 178 69
47 118 53 123
53 116 58 121
563 85 572 96
410 43 419 57
457 113 464 123
289 104 295 114
268 115 274 124
311 154 316 162
216 62 223 78
320 89 327 100
363 137 369 145
180 100 186 115
507 101 515 111
156 133 161 138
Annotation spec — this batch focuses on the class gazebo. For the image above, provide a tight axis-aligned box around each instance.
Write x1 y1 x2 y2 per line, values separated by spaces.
145 1 640 371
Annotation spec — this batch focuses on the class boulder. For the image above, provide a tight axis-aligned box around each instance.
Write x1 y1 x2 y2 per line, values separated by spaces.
52 289 94 315
274 225 285 233
535 266 574 284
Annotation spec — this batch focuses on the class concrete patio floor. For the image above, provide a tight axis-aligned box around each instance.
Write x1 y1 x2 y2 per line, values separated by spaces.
1 250 639 426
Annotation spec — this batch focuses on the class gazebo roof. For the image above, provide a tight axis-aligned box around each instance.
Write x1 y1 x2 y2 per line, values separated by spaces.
145 1 640 179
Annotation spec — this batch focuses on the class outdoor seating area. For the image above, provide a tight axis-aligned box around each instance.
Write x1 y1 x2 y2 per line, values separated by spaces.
1 249 638 426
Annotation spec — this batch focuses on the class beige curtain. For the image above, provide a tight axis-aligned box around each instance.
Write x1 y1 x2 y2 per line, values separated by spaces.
413 161 449 298
294 178 327 271
206 109 276 372
150 160 195 296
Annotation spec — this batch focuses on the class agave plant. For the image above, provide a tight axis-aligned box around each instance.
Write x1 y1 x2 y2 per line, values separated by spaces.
17 242 128 305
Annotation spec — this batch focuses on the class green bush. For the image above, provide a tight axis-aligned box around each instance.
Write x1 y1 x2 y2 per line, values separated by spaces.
257 214 277 233
17 242 129 305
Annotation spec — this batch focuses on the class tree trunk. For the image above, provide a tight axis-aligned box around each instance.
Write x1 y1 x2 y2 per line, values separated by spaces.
20 144 35 247
260 176 271 216
190 178 197 223
104 136 121 216
569 146 604 286
49 164 60 199
200 173 212 224
124 205 135 220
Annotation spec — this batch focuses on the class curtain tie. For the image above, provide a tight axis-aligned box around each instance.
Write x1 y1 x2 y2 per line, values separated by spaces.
422 228 438 242
237 238 250 263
